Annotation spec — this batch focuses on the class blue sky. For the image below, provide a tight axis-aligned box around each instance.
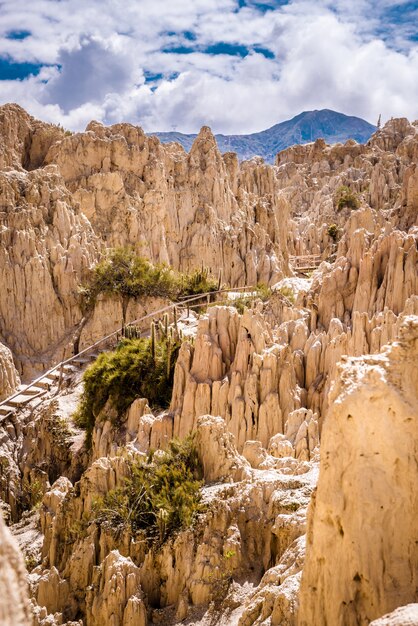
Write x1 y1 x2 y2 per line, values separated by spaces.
0 0 417 133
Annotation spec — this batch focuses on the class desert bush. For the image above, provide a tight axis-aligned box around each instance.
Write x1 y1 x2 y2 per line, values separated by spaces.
92 435 203 543
327 223 339 241
177 266 219 297
335 185 360 211
231 284 272 314
79 249 220 325
74 334 180 447
276 285 295 303
22 477 44 511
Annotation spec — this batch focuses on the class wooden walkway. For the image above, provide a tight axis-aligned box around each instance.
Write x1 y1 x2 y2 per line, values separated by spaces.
289 254 322 272
0 286 255 422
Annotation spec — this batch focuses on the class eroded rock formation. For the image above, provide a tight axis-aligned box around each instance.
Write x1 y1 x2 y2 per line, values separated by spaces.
299 317 418 626
0 340 20 399
0 511 31 626
0 105 417 626
0 104 290 377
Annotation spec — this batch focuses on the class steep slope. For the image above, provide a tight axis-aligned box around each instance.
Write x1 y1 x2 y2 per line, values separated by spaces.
0 104 290 377
299 317 418 626
0 106 416 626
152 109 376 163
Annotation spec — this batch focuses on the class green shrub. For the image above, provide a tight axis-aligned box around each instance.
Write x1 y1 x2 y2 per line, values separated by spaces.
277 285 295 303
25 553 39 572
79 248 179 325
327 223 339 241
92 435 203 543
209 549 237 606
231 284 272 314
177 266 219 298
22 477 44 511
74 335 180 447
335 185 360 211
80 249 220 325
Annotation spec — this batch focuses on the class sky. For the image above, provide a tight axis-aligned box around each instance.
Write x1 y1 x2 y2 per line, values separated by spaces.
0 0 417 134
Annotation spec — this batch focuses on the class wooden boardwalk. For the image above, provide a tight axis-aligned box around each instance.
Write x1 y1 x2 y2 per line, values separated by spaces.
0 286 255 422
289 254 322 272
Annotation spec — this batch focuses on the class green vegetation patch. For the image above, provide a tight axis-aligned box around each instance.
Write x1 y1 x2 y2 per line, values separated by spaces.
327 223 339 241
79 248 220 325
177 266 219 297
92 435 204 543
335 185 360 211
231 284 272 314
74 335 180 447
276 285 295 303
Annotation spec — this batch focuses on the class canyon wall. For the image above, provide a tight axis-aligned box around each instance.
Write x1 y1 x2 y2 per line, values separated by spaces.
0 104 290 377
0 105 417 626
299 317 418 626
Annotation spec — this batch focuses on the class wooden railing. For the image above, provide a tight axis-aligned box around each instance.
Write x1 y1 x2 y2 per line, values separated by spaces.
0 286 255 419
289 255 322 271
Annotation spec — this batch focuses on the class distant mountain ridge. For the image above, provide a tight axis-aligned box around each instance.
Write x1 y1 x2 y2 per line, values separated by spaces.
150 109 376 163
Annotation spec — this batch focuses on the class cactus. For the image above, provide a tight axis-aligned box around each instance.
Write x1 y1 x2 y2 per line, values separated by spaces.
173 306 178 337
151 322 156 363
166 339 172 379
157 507 169 542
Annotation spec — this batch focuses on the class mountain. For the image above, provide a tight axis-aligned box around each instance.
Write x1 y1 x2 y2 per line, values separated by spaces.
150 109 376 163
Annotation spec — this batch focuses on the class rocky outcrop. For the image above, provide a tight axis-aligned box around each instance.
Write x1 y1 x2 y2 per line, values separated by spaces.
0 340 20 399
277 118 418 258
194 415 252 482
0 511 31 626
85 551 146 626
238 535 306 626
171 305 304 451
0 165 98 377
299 316 418 626
32 415 315 625
1 105 418 626
44 122 289 285
369 604 418 626
0 104 291 377
315 221 417 329
0 103 63 171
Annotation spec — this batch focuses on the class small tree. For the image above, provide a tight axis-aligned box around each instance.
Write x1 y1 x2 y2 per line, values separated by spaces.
80 249 220 329
80 248 178 328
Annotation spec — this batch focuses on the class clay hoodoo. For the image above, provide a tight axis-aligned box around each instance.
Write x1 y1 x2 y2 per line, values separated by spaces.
0 105 417 626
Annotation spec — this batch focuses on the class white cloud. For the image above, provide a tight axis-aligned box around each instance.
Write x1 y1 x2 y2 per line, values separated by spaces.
0 0 417 133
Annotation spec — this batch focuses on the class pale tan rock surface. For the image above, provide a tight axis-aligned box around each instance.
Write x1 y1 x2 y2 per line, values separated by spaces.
0 511 31 626
44 122 289 286
0 340 20 399
194 414 252 482
0 104 290 377
1 106 418 626
171 305 303 451
299 316 418 626
31 413 316 625
0 103 63 171
85 551 146 626
369 604 418 626
0 165 98 377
